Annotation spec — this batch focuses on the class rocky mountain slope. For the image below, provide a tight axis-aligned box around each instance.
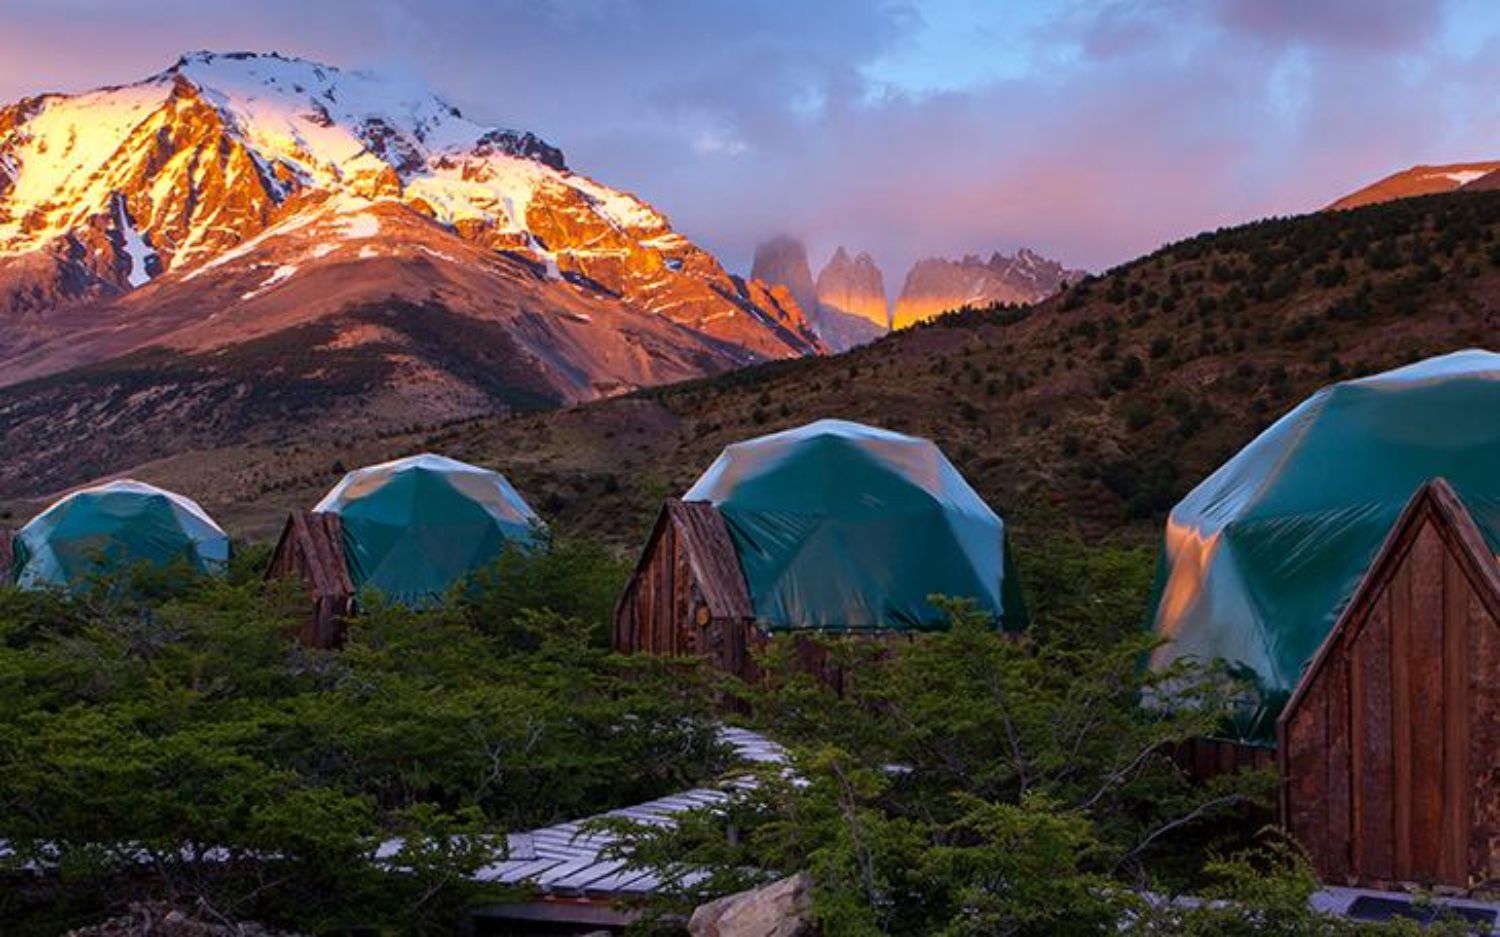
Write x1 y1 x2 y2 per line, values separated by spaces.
24 189 1495 551
1326 161 1500 210
0 52 821 464
892 249 1084 328
751 238 887 352
750 236 817 326
751 239 1083 347
813 246 889 350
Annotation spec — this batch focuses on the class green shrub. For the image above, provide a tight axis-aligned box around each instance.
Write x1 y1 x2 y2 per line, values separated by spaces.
0 553 719 932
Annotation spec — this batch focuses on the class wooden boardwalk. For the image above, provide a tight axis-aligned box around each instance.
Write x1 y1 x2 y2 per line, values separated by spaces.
474 726 783 907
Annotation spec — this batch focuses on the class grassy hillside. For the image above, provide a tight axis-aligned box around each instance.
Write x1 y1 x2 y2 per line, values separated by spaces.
6 190 1498 554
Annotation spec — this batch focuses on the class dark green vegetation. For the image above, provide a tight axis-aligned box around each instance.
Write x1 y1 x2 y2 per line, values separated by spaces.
598 578 1470 936
0 540 723 934
1 530 1474 934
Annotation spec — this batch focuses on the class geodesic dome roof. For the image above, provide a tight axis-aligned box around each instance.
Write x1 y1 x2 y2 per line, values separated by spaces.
12 479 229 589
684 419 1025 632
1149 349 1500 733
313 453 542 606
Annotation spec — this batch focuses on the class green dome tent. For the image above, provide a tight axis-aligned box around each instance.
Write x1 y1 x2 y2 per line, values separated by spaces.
313 453 543 606
11 479 229 589
683 419 1026 632
1148 349 1500 737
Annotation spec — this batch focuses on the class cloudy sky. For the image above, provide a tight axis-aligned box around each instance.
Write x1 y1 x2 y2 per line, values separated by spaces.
3 0 1499 282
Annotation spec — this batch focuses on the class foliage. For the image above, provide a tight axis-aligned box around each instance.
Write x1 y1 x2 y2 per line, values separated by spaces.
457 529 629 647
1007 524 1157 645
599 594 1432 935
0 541 721 934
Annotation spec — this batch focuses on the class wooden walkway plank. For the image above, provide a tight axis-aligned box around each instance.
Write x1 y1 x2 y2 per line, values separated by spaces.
486 726 786 896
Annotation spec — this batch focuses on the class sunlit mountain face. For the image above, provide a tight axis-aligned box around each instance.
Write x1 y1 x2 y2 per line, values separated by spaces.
0 51 832 498
1325 161 1500 210
0 51 822 388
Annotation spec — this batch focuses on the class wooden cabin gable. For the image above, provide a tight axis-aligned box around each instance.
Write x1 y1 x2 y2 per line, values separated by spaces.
266 511 356 649
1280 479 1500 890
613 500 759 681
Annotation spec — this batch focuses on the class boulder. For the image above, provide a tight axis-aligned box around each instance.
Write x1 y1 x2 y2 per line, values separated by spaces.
689 873 815 937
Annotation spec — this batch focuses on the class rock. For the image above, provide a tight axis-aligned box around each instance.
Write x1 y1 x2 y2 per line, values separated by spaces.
689 872 815 937
0 50 824 377
891 248 1084 328
815 247 889 342
751 237 818 326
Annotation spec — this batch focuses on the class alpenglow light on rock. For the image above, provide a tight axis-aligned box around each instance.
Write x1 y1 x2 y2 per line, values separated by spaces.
684 419 1026 632
0 50 820 363
0 51 824 501
892 249 1083 328
1148 349 1500 737
11 479 229 589
314 453 543 606
814 246 889 351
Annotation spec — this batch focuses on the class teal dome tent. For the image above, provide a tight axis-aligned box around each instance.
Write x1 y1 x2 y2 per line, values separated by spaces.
1148 349 1500 738
314 453 543 606
12 479 229 589
684 419 1025 632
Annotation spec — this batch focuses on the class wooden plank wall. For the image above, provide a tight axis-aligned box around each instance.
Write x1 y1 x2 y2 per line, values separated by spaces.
614 506 691 658
613 501 914 691
266 511 356 649
613 512 760 682
1280 482 1500 890
614 501 758 677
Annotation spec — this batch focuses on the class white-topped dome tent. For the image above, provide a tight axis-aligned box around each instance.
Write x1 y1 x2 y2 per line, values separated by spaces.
268 453 544 646
1147 349 1500 740
614 419 1026 684
9 479 229 589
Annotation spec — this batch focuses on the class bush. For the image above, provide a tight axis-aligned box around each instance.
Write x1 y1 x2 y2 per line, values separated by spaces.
0 555 720 932
599 600 1277 934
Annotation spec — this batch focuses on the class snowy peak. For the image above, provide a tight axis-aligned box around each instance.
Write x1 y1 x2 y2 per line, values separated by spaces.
0 49 655 269
0 51 821 361
160 51 567 180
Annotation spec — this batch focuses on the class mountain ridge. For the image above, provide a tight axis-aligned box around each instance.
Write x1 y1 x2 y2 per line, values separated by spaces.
0 52 822 368
1325 160 1500 211
749 238 1083 348
0 51 822 410
892 249 1084 328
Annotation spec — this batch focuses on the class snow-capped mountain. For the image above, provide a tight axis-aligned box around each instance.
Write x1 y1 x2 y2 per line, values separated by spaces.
1325 161 1500 211
0 51 827 495
0 51 821 387
892 249 1082 328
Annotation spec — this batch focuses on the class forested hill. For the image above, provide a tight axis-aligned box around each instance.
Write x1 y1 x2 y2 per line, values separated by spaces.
11 190 1500 550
